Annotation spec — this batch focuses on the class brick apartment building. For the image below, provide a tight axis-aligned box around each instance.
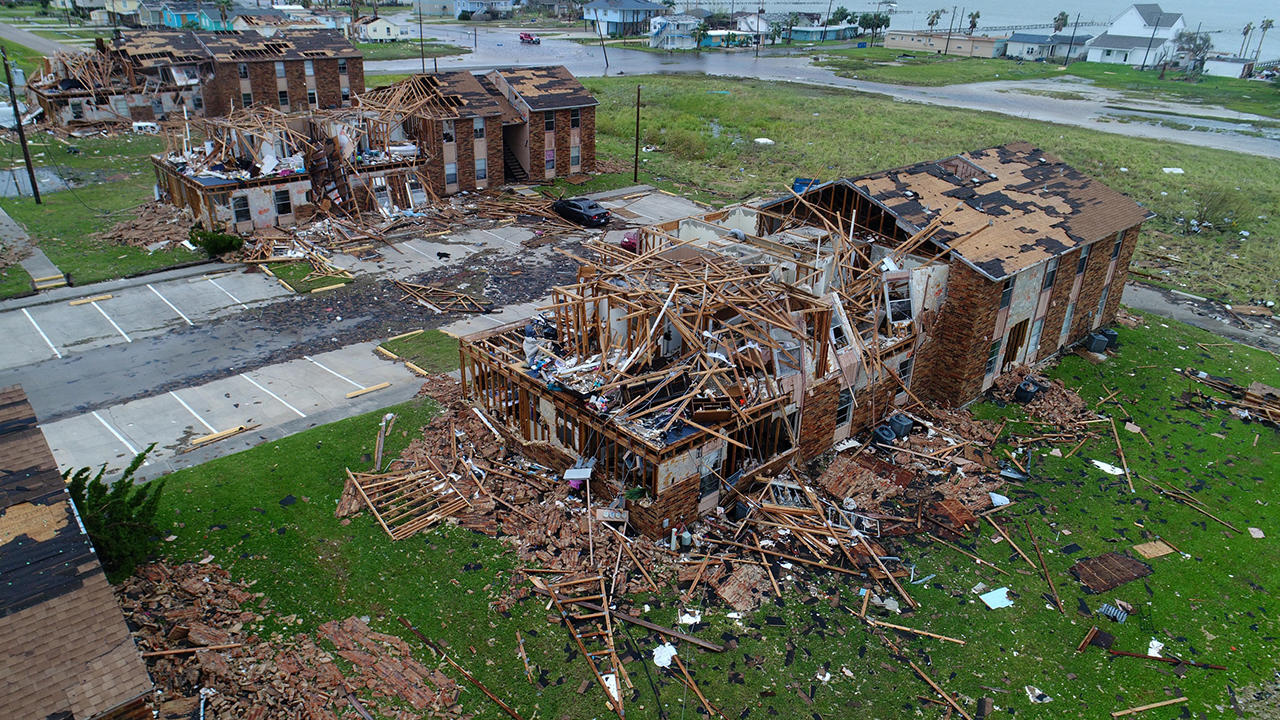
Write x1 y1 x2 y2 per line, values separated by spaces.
26 29 362 127
458 142 1149 533
151 65 596 232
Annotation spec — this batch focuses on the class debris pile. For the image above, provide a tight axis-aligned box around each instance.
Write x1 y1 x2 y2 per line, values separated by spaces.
1181 367 1280 427
116 561 461 719
93 201 195 250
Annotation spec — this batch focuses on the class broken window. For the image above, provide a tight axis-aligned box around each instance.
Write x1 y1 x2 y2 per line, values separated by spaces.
544 110 555 132
338 58 348 75
193 94 203 110
232 195 251 223
1097 285 1110 318
341 87 350 102
774 340 801 377
1076 243 1090 274
473 117 485 139
545 149 555 172
273 189 292 216
307 89 317 106
407 177 427 205
570 108 581 128
885 276 912 324
445 162 458 185
1041 257 1059 291
70 101 83 120
835 388 853 426
275 61 285 78
1061 302 1076 341
984 339 1002 376
1027 317 1044 356
475 156 487 181
999 278 1015 309
372 177 392 209
898 356 913 385
237 62 248 78
278 90 289 108
442 119 455 143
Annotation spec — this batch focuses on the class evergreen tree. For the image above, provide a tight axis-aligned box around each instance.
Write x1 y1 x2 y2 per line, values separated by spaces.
66 446 165 582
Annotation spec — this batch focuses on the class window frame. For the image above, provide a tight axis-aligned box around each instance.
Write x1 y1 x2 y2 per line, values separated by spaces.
241 92 253 107
1076 243 1091 274
277 89 289 108
834 388 853 427
274 61 285 78
232 195 251 223
475 156 487 181
570 107 581 129
544 110 555 132
337 58 348 75
570 144 581 168
273 189 292 216
999 278 1015 309
473 117 485 139
985 339 1002 376
1110 231 1124 259
1041 257 1059 291
444 162 458 185
237 62 248 79
441 119 455 144
545 149 555 171
304 59 314 76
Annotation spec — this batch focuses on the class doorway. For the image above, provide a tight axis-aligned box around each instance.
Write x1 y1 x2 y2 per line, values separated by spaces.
1002 318 1029 369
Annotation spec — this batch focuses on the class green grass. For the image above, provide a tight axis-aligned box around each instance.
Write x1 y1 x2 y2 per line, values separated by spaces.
354 40 469 60
0 134 202 291
0 37 46 75
1009 87 1090 101
1064 62 1280 119
149 312 1280 718
378 329 460 374
269 261 353 294
583 75 1280 302
816 45 1065 85
0 264 32 296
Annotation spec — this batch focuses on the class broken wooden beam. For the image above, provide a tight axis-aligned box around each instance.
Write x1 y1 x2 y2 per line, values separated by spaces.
1110 696 1188 717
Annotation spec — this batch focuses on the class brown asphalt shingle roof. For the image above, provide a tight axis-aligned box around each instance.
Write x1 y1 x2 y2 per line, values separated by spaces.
491 66 599 111
0 386 152 720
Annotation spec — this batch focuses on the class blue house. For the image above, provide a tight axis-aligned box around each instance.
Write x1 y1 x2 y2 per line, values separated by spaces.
583 0 664 37
160 1 202 28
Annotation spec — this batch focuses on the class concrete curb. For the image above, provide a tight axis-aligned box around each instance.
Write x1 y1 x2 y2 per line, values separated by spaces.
0 259 228 312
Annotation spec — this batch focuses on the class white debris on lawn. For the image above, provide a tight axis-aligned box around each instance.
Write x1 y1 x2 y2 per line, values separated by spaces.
652 643 677 668
678 610 702 625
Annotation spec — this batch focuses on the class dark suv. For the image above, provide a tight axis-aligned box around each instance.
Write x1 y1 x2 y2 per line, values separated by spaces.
552 197 612 227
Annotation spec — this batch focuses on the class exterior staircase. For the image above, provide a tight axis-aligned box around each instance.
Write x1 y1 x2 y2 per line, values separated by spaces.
503 145 528 183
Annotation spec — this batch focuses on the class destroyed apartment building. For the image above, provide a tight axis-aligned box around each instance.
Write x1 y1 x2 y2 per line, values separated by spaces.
459 142 1150 534
26 29 363 129
151 66 597 232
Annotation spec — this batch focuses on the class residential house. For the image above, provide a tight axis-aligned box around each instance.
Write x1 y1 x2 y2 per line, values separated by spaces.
583 0 665 37
26 30 363 127
457 142 1147 532
160 1 203 28
1004 32 1093 60
649 14 700 50
102 0 144 26
884 31 1008 57
455 0 514 19
1202 55 1254 78
232 11 328 32
1085 3 1185 65
151 65 597 232
414 0 458 18
0 386 155 720
525 0 574 19
352 15 400 42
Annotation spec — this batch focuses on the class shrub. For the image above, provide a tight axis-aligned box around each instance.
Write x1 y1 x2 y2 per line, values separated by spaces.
190 227 244 257
66 447 165 583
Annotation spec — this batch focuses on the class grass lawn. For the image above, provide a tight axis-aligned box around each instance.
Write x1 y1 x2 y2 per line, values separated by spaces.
377 329 460 374
0 37 46 75
268 261 353 294
815 46 1066 86
149 311 1280 718
0 265 32 296
354 40 469 61
581 75 1280 303
1065 62 1280 119
0 134 202 292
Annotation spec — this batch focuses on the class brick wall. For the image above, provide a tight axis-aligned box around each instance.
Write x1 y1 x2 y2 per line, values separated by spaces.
456 126 476 190
421 119 445 196
314 59 341 108
553 108 571 176
580 106 596 172
346 57 365 96
204 63 236 116
913 261 1002 406
1071 234 1114 340
1036 247 1082 359
629 475 701 538
798 377 840 462
284 60 307 110
247 61 277 109
1102 224 1140 324
529 112 546 182
485 117 503 188
848 377 900 436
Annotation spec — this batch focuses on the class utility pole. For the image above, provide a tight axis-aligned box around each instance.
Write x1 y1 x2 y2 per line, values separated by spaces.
594 9 609 71
417 5 426 73
1064 12 1080 64
2 48 39 204
1140 13 1161 70
942 5 957 56
632 84 641 182
755 6 762 56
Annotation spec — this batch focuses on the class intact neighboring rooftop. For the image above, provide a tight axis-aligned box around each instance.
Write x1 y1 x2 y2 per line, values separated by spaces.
847 142 1150 280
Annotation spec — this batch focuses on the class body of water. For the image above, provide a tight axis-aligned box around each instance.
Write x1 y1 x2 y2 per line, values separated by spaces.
677 0 1280 60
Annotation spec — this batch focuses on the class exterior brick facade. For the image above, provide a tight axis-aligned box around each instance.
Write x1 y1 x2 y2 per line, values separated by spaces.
529 112 547 180
798 377 840 461
1036 246 1082 359
579 106 597 172
205 57 363 116
913 262 1003 407
1102 225 1140 324
629 475 702 537
1071 232 1115 338
485 117 504 189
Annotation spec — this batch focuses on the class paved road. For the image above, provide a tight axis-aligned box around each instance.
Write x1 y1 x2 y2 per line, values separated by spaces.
371 25 1280 159
0 20 75 56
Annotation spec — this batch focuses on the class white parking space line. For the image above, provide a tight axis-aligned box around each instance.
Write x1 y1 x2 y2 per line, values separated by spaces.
207 277 248 309
169 391 217 433
91 301 132 342
304 355 366 390
479 228 521 250
21 308 62 359
149 283 194 326
401 242 435 260
240 373 307 418
92 410 148 465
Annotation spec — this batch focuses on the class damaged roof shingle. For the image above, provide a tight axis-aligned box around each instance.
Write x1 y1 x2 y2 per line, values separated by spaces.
491 66 599 111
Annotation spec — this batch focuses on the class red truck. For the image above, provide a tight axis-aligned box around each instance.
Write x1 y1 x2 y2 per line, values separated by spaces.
519 32 541 44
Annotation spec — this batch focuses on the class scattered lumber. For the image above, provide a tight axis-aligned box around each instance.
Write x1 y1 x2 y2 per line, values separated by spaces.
1111 696 1188 717
394 279 492 313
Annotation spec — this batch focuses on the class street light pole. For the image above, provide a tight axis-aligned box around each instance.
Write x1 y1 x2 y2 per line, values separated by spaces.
632 84 641 182
1064 12 1079 65
2 48 40 204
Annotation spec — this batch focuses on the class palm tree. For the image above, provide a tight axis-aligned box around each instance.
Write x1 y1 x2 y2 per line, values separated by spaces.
215 0 231 28
691 21 708 52
1256 19 1274 61
784 12 799 43
1239 22 1253 57
967 10 979 35
1053 11 1068 33
926 8 943 31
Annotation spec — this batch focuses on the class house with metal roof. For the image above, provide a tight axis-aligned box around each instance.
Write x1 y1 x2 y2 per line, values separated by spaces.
1085 3 1186 65
583 0 666 37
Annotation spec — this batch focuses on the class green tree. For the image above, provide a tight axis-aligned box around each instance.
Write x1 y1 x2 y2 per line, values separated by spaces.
661 0 675 9
1053 11 1068 33
1174 29 1212 78
768 23 783 45
926 8 944 31
858 11 888 43
1256 19 1274 60
66 447 165 583
967 10 979 35
830 6 850 25
784 11 799 44
216 0 231 26
691 21 708 51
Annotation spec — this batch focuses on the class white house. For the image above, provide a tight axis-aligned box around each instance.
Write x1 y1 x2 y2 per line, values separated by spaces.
1086 3 1185 66
352 15 400 42
455 0 513 19
413 0 457 17
584 0 665 37
1005 32 1092 60
1202 55 1254 78
650 14 700 49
